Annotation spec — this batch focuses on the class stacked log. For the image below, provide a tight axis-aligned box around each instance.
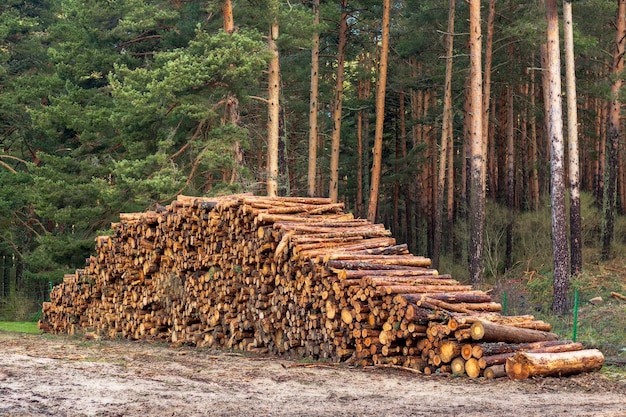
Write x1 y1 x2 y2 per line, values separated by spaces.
40 194 602 379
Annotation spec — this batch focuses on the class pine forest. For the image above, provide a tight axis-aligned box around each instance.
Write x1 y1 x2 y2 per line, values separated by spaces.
1 0 626 326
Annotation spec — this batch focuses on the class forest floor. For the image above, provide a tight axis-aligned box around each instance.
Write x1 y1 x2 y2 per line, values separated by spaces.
1 331 625 417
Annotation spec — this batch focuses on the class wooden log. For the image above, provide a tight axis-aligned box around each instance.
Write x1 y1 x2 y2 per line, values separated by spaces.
484 364 507 379
483 342 585 367
438 340 461 363
470 320 559 343
338 269 440 279
326 254 431 267
465 357 481 378
480 340 574 357
451 357 466 375
376 284 475 296
505 349 604 380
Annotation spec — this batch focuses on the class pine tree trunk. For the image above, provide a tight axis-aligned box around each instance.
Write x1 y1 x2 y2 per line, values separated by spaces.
329 0 349 202
423 90 433 254
367 0 390 223
521 80 530 209
597 99 606 202
468 0 484 285
505 85 515 271
222 0 242 186
222 0 234 33
434 0 455 270
393 125 400 236
410 58 422 252
530 59 540 211
446 114 455 254
362 67 372 215
482 0 496 193
563 0 582 275
601 0 626 260
356 78 364 218
545 0 570 314
267 16 280 197
462 78 470 209
307 0 320 197
399 90 412 249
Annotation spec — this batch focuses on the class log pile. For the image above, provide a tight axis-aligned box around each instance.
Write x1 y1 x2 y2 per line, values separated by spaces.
40 194 602 379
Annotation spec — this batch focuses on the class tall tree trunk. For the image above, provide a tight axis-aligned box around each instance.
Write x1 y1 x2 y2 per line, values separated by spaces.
393 122 400 236
329 0 349 202
399 90 412 248
433 0 455 270
505 85 515 271
482 0 497 193
601 0 626 260
521 81 530 209
529 60 540 211
597 99 606 202
563 0 582 275
222 0 242 185
362 64 372 215
410 58 422 252
367 0 390 223
267 13 280 197
356 78 365 218
545 0 570 314
468 0 484 285
307 0 320 197
222 0 234 33
446 111 455 254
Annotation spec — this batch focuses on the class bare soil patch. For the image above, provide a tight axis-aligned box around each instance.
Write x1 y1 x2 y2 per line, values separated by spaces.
1 331 625 417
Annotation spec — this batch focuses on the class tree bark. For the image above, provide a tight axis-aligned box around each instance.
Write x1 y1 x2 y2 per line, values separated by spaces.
367 0 390 223
563 0 582 275
399 90 412 249
356 77 365 218
307 0 320 197
506 349 604 380
529 59 540 211
505 85 515 271
545 0 570 314
601 0 626 260
222 0 234 33
433 0 455 270
267 13 280 197
470 320 559 343
329 0 349 202
222 0 242 186
482 0 497 193
468 0 484 285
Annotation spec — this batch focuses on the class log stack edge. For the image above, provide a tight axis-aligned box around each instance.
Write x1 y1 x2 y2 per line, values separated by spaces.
39 194 603 379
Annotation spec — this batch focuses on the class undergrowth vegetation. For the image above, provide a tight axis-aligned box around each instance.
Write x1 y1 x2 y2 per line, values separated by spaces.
442 192 626 362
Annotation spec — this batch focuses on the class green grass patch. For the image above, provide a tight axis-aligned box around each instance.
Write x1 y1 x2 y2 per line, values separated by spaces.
0 321 41 334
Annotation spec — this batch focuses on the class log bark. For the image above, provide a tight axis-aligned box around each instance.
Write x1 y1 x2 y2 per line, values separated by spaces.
470 320 558 343
505 349 604 380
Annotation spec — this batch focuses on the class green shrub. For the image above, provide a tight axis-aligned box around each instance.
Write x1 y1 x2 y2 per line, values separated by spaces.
0 293 41 321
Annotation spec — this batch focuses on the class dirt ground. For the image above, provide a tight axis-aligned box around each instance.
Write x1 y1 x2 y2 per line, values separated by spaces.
1 331 625 417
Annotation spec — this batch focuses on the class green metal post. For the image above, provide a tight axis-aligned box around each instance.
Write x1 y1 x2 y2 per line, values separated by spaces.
502 291 507 315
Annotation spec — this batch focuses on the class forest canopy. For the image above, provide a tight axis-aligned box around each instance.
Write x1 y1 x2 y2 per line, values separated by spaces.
1 0 625 314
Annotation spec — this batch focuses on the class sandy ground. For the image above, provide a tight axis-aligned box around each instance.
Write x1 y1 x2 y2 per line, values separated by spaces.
1 331 625 417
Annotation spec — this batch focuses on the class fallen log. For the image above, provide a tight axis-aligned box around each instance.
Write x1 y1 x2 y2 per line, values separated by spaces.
505 349 604 380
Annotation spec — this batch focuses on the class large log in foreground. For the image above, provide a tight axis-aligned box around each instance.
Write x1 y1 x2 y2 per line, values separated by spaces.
39 194 603 380
506 349 604 380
